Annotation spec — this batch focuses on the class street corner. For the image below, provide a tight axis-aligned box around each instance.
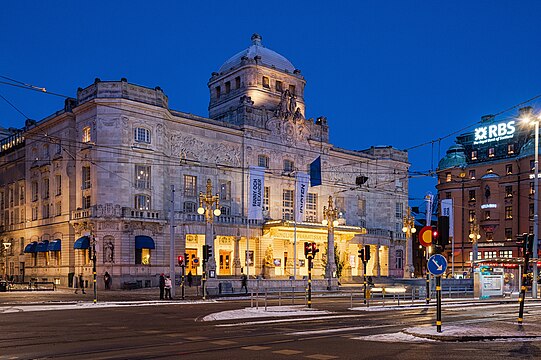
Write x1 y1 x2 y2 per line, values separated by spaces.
402 324 541 342
200 305 330 322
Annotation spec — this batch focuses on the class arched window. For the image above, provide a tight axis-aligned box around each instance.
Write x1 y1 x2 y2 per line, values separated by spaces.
134 127 151 144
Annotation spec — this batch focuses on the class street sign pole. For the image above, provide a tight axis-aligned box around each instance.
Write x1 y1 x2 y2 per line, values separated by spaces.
307 254 312 308
363 260 368 306
436 275 442 333
181 264 185 300
518 236 530 326
428 254 447 333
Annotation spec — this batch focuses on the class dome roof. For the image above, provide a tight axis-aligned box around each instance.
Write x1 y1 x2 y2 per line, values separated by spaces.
219 34 296 73
438 143 466 170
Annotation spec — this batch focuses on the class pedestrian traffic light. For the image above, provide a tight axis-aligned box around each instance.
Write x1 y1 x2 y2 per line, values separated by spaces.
358 248 365 261
304 242 311 258
206 245 213 260
202 245 208 260
311 242 319 255
527 233 535 256
364 245 371 261
438 216 450 249
177 255 184 266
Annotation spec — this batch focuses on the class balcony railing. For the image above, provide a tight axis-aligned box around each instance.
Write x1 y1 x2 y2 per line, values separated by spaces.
71 205 163 222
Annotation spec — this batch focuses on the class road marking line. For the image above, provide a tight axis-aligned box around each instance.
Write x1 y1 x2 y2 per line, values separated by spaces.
273 349 303 355
186 336 208 341
305 354 338 360
164 333 187 338
242 345 271 351
216 314 366 327
288 324 393 336
211 340 237 346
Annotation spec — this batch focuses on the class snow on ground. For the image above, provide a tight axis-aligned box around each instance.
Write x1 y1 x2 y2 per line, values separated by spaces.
353 332 437 343
406 325 539 338
0 300 209 314
202 305 329 322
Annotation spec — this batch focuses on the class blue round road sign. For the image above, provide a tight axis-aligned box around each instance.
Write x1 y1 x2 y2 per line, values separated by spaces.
427 254 447 276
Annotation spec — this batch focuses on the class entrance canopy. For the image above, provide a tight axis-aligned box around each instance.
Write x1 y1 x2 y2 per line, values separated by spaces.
24 242 38 253
135 235 155 249
74 236 90 249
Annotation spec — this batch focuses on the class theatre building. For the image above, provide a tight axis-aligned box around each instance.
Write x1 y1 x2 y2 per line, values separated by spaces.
437 107 538 275
0 34 409 288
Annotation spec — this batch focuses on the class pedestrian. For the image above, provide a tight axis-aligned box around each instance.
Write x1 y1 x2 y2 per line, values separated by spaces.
79 274 86 294
164 276 172 300
159 273 165 300
73 274 79 294
104 271 111 290
187 271 193 287
241 272 248 294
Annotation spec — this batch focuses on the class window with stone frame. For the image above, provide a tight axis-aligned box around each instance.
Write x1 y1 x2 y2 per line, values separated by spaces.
306 193 317 222
395 250 403 269
530 182 535 195
468 190 476 202
42 203 49 219
183 201 197 213
225 81 231 94
19 184 25 203
507 143 515 155
505 206 513 219
471 150 477 160
82 195 91 209
220 181 231 201
485 232 494 241
8 187 13 207
289 84 296 95
263 186 270 212
82 126 91 143
505 228 513 240
395 202 404 219
82 166 91 190
235 76 241 89
505 164 513 175
183 175 197 197
55 201 62 217
275 80 283 92
134 194 150 210
282 189 294 221
31 206 38 221
20 208 25 223
31 181 38 202
135 165 151 189
469 170 475 179
220 205 231 216
258 154 269 168
505 185 513 198
215 86 221 98
488 147 495 157
134 127 151 144
358 197 366 217
445 172 452 182
42 178 49 199
484 210 491 220
0 191 3 210
55 175 62 196
283 159 294 172
529 204 534 219
262 76 270 89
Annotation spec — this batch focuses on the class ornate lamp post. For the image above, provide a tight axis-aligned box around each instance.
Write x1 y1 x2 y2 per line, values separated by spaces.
402 207 416 278
469 220 481 272
3 242 12 280
198 179 221 278
322 196 339 289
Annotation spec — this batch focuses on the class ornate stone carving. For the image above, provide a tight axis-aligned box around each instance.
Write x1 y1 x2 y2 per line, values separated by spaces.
170 134 241 166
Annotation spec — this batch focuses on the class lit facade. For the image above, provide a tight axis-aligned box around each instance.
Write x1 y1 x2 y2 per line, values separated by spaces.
0 34 409 288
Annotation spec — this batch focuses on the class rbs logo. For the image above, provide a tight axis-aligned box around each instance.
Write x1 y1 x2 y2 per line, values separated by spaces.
473 121 515 145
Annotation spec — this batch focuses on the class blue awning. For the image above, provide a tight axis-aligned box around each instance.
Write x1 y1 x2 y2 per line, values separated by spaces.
36 240 49 252
24 242 38 253
47 239 61 252
135 235 155 249
74 236 90 249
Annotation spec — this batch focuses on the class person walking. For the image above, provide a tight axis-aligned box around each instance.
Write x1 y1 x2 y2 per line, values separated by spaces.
187 271 193 287
164 276 172 300
159 273 165 300
78 274 86 294
104 271 111 290
241 273 248 294
73 274 79 294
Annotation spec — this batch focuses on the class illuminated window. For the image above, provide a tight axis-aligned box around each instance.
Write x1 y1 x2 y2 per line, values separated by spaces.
135 165 151 189
183 175 197 197
484 251 496 259
445 172 452 182
531 160 535 173
469 170 475 179
486 168 493 174
225 81 231 94
488 147 495 157
507 144 515 155
282 189 294 220
471 150 477 160
136 248 151 265
283 159 294 172
500 250 513 258
504 164 512 175
505 228 512 240
530 182 535 195
468 190 476 202
262 76 270 89
134 128 151 144
258 154 269 168
505 206 513 219
82 126 91 143
306 193 318 222
505 186 513 198
484 211 491 220
276 80 283 92
134 194 150 210
469 252 482 261
469 210 476 223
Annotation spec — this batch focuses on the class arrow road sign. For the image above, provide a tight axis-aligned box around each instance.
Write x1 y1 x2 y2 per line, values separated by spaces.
427 254 447 276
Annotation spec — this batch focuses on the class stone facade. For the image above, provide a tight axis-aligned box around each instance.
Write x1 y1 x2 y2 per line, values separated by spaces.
0 35 409 288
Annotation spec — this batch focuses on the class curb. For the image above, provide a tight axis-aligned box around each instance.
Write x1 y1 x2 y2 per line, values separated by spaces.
402 329 541 342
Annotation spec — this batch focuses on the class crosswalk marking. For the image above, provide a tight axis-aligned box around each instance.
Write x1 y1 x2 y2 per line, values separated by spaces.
242 345 271 351
273 349 303 355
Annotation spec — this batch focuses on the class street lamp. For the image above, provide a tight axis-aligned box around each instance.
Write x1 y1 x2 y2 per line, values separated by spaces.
3 242 12 280
521 108 539 298
469 220 481 273
198 179 221 279
402 207 416 278
322 196 339 288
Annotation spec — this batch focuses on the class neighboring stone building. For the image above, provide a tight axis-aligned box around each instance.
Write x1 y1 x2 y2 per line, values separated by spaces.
0 34 409 288
436 107 537 275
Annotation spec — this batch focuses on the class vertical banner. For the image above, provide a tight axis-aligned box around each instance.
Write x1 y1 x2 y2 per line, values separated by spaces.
309 156 322 187
248 166 265 220
441 199 454 237
295 172 310 222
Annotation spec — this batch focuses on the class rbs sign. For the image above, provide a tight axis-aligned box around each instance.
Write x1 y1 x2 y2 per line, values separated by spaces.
473 120 516 145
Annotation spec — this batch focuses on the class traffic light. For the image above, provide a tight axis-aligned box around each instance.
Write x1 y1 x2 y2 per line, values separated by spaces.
206 245 213 260
311 242 319 255
358 248 365 261
527 233 534 256
177 255 184 266
202 245 207 260
304 242 311 257
364 245 371 261
438 216 450 249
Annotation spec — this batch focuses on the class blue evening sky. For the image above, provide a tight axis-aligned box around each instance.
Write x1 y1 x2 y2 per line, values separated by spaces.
2 1 541 203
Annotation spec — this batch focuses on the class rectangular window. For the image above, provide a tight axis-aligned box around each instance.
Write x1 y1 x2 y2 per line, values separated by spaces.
445 192 451 199
183 175 197 197
507 144 515 155
282 189 294 220
395 202 403 219
225 81 231 94
0 191 3 210
20 208 25 223
358 198 366 217
500 250 513 258
135 165 151 189
19 184 25 203
395 250 403 269
505 185 513 198
469 252 482 261
505 164 512 175
484 210 491 220
484 251 497 259
31 206 38 221
183 201 197 213
235 76 241 89
31 181 38 202
505 228 512 240
468 190 476 202
471 150 477 160
216 86 221 98
262 76 270 89
306 193 317 222
487 168 493 174
42 178 49 199
134 194 150 210
486 232 494 241
531 160 535 173
82 166 91 190
469 170 475 179
445 172 452 182
42 203 49 219
530 182 535 195
263 186 270 212
220 181 231 201
220 205 231 216
136 248 151 265
258 155 269 168
82 195 91 209
275 80 283 92
505 206 513 219
8 188 14 207
55 201 62 217
134 128 151 144
283 159 294 172
488 147 495 157
55 175 62 196
289 84 296 95
82 126 91 143
529 204 534 218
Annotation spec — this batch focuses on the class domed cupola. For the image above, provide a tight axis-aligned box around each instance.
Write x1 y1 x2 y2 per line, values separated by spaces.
438 143 466 170
208 34 306 126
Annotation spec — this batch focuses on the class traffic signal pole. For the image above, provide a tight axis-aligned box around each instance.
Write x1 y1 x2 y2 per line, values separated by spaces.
436 275 442 332
363 260 368 306
307 254 312 308
518 234 532 325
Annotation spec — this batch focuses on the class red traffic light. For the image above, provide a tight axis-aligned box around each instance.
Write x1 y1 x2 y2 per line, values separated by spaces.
177 255 184 266
311 242 319 254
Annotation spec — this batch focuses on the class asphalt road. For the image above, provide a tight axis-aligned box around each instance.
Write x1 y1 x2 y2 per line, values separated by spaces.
1 295 541 359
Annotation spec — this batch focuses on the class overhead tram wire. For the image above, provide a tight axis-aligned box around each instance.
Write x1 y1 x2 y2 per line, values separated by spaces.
0 92 29 119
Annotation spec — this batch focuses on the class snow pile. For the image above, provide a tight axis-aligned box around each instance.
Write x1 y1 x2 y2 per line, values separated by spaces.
353 332 437 343
202 305 329 321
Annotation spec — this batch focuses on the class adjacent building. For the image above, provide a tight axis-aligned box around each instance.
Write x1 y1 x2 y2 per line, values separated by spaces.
0 34 409 288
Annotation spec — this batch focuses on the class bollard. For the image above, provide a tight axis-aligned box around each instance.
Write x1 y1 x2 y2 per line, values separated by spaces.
411 287 414 304
279 288 282 306
251 291 253 308
382 288 386 307
292 286 295 305
265 289 268 311
350 291 353 309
